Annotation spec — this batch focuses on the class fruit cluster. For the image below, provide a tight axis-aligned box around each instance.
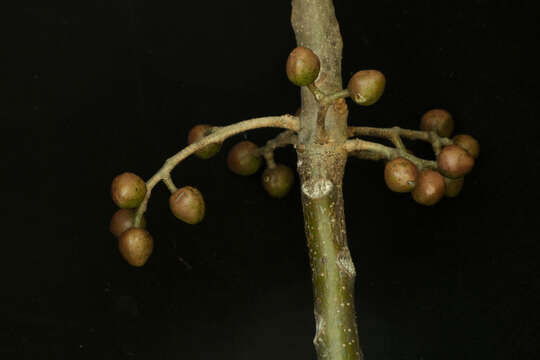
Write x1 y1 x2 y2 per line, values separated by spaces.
384 109 479 205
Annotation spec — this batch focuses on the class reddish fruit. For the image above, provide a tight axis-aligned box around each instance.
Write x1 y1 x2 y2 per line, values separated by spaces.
438 145 475 178
444 176 465 198
118 228 153 267
111 172 147 208
412 170 445 206
384 157 418 193
347 70 386 106
419 109 454 137
286 47 321 86
110 208 146 238
453 134 480 159
227 141 262 176
262 164 295 198
187 124 221 159
169 186 205 225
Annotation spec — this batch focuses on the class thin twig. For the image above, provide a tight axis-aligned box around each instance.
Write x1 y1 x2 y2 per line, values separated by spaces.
256 130 298 169
133 115 300 226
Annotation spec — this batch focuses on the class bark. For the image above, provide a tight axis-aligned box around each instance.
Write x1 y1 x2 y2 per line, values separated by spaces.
292 0 363 359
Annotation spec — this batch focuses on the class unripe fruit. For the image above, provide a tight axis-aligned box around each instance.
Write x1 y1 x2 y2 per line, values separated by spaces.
438 145 475 178
419 109 454 137
286 47 321 86
187 124 221 159
262 164 295 198
384 157 418 193
111 172 147 208
453 134 480 159
118 228 153 267
347 70 386 106
169 186 205 225
110 208 146 238
444 176 464 198
227 141 262 176
412 170 445 206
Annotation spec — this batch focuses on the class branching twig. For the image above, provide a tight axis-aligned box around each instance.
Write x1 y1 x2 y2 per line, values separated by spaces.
256 130 298 169
133 115 300 226
348 126 453 153
344 138 438 170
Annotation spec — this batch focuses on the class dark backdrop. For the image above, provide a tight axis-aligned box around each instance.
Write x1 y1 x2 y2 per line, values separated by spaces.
3 1 539 359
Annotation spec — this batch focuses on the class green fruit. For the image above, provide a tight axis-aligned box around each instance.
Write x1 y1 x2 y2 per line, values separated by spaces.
227 141 262 176
444 176 464 198
187 124 221 159
262 164 295 198
286 47 321 86
453 134 480 159
118 228 153 267
110 208 146 238
384 157 418 193
412 170 445 206
169 186 205 225
347 70 386 106
419 109 454 137
111 172 147 208
438 145 475 178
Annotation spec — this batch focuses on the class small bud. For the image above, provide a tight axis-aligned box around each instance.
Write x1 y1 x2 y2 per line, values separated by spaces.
169 186 205 225
412 170 445 206
110 208 146 238
187 124 221 159
347 70 386 106
286 47 321 87
384 157 418 193
118 228 153 267
453 134 480 159
438 145 475 178
111 172 147 208
444 176 465 198
262 164 295 198
227 141 262 176
419 109 454 137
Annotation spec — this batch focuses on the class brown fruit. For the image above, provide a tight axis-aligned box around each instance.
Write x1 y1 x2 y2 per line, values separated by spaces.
111 172 147 208
412 170 445 206
347 70 386 106
419 109 454 137
262 164 295 198
187 124 221 159
169 186 205 225
438 145 475 178
110 208 146 238
118 228 153 267
453 134 480 159
444 177 465 198
286 47 321 86
227 141 262 176
384 157 418 193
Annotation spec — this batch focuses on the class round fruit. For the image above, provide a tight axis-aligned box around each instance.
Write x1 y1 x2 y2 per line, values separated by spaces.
227 141 262 176
412 170 445 206
347 70 386 106
169 186 205 225
453 134 480 159
262 164 295 198
110 208 147 238
444 176 464 198
111 172 147 208
438 145 475 178
384 157 418 193
286 47 321 86
419 109 454 137
118 228 153 267
187 124 221 159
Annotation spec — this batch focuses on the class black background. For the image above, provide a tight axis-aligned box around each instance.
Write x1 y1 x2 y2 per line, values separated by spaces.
3 1 539 359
